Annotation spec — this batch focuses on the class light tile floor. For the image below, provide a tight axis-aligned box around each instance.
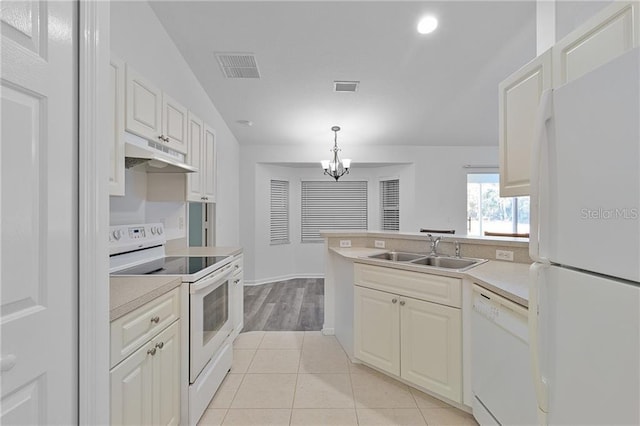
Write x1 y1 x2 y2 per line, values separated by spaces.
198 331 478 426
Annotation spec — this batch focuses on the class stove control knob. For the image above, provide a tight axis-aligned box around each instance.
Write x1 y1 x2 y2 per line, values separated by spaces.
157 227 163 235
112 230 122 241
150 226 156 235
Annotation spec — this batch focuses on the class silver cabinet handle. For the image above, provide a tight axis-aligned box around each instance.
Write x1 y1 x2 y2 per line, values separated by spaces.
150 316 160 324
392 298 398 304
234 265 240 270
147 347 157 356
234 279 240 284
155 342 164 350
1 354 17 372
400 300 406 306
158 135 165 142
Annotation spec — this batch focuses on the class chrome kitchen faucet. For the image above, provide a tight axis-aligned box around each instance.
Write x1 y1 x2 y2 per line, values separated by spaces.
427 234 441 256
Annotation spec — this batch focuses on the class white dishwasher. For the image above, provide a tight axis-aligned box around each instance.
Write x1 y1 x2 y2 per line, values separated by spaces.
471 284 538 426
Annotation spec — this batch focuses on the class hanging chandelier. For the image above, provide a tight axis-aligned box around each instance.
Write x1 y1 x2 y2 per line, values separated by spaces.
321 126 351 181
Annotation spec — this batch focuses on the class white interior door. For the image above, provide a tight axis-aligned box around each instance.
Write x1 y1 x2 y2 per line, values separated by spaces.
1 1 78 424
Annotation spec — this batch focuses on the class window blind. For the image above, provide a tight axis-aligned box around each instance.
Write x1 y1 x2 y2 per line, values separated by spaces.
381 179 399 231
301 180 368 242
270 179 290 244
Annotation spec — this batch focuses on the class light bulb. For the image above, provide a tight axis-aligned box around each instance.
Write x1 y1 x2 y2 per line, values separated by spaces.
417 16 438 34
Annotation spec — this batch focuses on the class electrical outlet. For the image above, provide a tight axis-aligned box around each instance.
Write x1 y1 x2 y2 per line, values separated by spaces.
340 240 352 248
178 216 185 230
496 249 514 261
374 240 386 248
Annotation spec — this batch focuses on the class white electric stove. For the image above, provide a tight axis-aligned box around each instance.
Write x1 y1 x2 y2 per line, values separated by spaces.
109 223 235 425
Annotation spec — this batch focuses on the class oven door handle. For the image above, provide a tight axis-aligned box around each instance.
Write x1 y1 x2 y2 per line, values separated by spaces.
190 264 233 293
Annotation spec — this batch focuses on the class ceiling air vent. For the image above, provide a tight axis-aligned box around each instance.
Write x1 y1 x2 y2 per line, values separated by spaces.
334 81 359 93
215 53 260 79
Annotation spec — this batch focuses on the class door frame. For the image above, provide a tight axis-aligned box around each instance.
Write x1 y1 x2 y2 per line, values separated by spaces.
78 1 110 423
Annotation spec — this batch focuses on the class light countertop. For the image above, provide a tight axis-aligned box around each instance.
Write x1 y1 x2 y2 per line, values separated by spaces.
465 261 530 307
110 275 182 321
333 248 530 307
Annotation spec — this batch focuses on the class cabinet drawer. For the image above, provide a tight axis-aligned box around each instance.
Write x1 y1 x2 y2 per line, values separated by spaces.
111 287 181 368
354 264 461 308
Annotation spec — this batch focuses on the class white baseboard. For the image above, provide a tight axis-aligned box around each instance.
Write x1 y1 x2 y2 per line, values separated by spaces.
321 327 335 335
244 273 324 286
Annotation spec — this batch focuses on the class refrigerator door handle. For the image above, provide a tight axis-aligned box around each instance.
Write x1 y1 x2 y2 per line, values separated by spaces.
529 89 553 264
529 263 549 424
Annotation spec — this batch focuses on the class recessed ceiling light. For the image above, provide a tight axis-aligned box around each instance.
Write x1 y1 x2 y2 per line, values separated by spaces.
417 16 438 35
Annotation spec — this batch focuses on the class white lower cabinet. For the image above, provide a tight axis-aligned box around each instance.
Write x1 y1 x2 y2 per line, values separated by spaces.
354 286 400 375
400 296 461 401
110 297 181 426
354 264 462 403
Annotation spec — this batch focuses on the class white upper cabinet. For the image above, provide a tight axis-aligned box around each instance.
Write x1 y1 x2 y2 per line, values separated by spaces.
125 65 188 154
187 117 217 203
125 65 162 142
498 50 552 197
109 56 125 196
553 1 640 86
499 1 640 197
187 113 204 200
203 124 217 202
162 93 189 154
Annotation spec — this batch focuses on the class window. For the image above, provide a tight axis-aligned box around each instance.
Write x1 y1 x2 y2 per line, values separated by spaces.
467 173 529 236
380 179 399 231
301 180 368 242
270 180 289 244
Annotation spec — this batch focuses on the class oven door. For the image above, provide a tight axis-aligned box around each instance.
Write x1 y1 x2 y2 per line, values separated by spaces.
189 263 233 383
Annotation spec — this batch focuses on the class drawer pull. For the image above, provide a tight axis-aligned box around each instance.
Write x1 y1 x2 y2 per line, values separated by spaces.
392 298 398 304
150 316 160 324
147 347 157 356
155 342 164 350
234 279 240 284
400 300 406 306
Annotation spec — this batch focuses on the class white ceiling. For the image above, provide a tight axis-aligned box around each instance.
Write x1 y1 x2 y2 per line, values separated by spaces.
149 1 536 147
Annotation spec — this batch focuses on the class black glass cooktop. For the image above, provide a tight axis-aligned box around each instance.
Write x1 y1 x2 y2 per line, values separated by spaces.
112 256 230 276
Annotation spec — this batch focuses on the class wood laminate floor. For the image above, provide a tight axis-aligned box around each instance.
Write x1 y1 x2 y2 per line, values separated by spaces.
242 278 324 332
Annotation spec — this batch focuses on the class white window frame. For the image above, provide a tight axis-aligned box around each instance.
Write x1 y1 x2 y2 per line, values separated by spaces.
270 179 290 245
380 178 400 231
301 179 368 243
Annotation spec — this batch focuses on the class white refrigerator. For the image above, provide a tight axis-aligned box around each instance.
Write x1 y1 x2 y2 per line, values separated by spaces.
529 47 640 425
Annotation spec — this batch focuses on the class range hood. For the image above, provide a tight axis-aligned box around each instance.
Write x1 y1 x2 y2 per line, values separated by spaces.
124 132 197 173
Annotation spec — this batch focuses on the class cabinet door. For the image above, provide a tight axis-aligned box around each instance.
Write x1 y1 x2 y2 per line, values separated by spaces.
162 94 188 154
498 49 552 197
400 297 461 402
203 124 217 202
125 65 162 142
110 343 154 426
186 112 204 201
153 321 181 426
109 56 125 196
553 1 640 86
354 286 400 375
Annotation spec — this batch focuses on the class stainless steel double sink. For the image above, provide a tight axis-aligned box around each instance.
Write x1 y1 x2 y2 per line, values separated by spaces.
367 251 487 272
